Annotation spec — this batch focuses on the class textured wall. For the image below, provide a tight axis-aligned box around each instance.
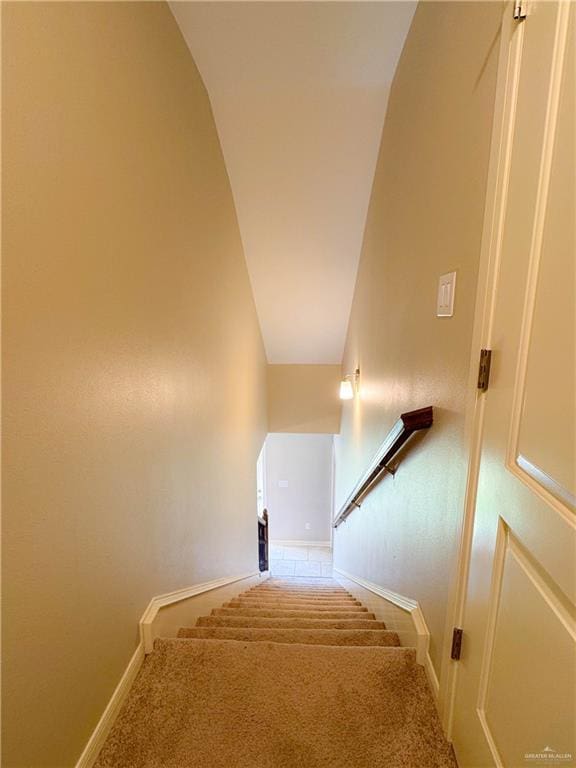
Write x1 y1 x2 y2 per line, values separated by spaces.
267 364 341 433
265 433 334 543
333 1 502 682
2 4 267 765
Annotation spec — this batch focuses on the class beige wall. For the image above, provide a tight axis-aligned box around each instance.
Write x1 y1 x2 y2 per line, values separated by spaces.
265 433 334 543
2 4 267 766
267 364 341 433
333 1 502 681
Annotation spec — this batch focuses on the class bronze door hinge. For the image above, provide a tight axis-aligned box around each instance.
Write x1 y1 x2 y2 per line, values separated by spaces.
451 627 463 660
477 349 492 392
513 0 528 21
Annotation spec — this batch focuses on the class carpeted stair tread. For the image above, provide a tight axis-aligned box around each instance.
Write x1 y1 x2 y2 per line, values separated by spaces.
196 615 388 630
234 592 360 605
250 591 350 597
264 577 347 592
266 577 337 583
176 626 400 646
266 579 338 585
95 579 456 767
245 596 355 602
228 597 362 609
94 638 456 768
260 585 346 593
213 607 376 620
224 600 368 612
249 586 349 592
251 592 350 598
232 600 362 608
239 589 356 600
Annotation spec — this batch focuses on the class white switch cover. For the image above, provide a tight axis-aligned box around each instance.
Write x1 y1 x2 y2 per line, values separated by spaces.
305 523 311 530
278 480 289 488
437 271 456 317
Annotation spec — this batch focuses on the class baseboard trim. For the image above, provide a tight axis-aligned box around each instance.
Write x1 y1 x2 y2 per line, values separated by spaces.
140 570 260 653
271 539 332 548
75 642 145 768
333 567 439 699
76 570 264 767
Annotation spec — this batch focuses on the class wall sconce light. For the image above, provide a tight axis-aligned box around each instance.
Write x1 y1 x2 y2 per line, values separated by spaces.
339 368 360 400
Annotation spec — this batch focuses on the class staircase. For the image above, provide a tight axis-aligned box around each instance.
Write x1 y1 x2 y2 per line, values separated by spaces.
95 578 457 767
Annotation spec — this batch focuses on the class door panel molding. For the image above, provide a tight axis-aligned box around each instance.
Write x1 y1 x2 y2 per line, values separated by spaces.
505 2 574 523
477 519 576 766
516 454 576 512
506 531 576 640
476 517 508 768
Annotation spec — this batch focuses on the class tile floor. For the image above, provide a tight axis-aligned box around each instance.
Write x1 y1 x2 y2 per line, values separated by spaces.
269 543 333 578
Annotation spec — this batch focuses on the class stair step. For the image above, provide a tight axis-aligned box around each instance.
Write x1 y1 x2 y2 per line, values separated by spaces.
252 584 347 591
243 592 357 599
261 584 342 591
95 639 456 768
177 626 400 646
225 600 367 612
242 593 358 602
252 591 347 597
236 600 361 608
196 615 387 630
252 587 347 594
213 607 377 620
252 591 348 597
265 579 337 585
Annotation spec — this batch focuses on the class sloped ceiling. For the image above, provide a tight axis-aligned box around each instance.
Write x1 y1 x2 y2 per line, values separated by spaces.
171 2 416 363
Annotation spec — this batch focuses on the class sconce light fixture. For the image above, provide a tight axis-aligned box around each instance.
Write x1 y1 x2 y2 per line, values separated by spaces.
339 368 360 400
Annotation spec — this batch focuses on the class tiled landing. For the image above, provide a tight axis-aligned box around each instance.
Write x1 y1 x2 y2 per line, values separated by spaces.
269 542 333 578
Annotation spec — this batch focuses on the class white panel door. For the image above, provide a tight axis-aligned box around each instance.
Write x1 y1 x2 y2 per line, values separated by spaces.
452 3 575 767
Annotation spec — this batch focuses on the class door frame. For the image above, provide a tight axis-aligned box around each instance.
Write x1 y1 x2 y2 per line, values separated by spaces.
256 440 267 519
438 0 529 736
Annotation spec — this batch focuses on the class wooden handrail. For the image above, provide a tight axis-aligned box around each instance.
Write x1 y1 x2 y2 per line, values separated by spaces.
333 406 433 528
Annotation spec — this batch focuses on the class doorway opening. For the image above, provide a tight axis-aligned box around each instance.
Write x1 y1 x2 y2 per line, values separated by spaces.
262 433 334 578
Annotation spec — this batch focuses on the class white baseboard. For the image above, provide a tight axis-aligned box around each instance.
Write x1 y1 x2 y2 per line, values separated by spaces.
411 602 440 699
75 569 267 768
75 642 145 768
333 568 439 700
140 570 263 653
271 539 332 548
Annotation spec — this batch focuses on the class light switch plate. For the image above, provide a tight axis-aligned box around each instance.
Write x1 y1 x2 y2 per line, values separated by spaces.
278 480 288 488
437 271 456 317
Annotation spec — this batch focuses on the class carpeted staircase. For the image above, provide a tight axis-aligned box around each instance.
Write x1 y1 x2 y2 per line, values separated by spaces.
95 578 457 767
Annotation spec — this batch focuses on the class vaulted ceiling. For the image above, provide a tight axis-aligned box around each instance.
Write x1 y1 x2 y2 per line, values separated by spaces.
171 2 415 363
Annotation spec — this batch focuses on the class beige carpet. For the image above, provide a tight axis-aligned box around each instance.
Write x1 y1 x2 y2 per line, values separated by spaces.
230 600 363 607
95 577 457 767
177 626 400 646
224 601 369 612
229 595 362 603
213 607 376 619
196 615 388 630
